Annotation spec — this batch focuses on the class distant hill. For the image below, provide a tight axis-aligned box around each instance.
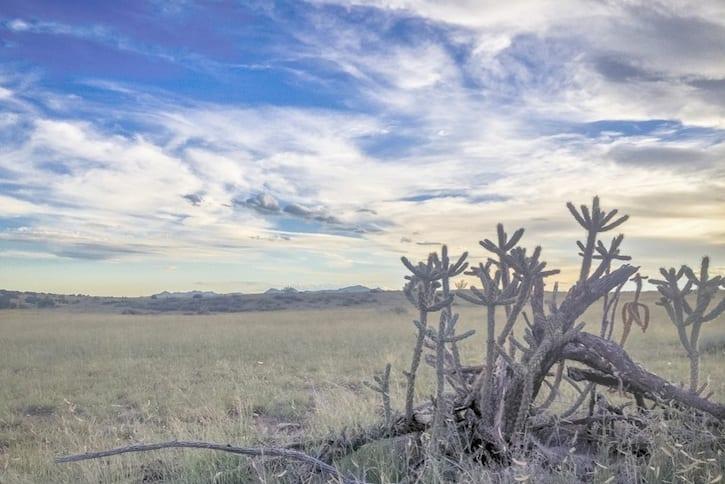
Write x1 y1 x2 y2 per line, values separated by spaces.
152 290 222 299
151 286 377 298
264 287 298 294
0 287 664 315
331 285 374 293
264 285 375 294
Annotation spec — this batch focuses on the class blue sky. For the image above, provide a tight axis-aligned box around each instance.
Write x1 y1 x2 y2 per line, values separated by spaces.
1 0 724 295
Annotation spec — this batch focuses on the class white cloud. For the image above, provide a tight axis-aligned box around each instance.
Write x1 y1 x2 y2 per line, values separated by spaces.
0 86 13 100
7 19 30 32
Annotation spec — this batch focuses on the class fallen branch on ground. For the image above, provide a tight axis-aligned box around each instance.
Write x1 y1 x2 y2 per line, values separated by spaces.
564 333 725 419
56 440 367 484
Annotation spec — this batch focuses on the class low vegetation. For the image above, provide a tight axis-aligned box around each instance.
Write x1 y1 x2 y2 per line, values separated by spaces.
0 299 722 482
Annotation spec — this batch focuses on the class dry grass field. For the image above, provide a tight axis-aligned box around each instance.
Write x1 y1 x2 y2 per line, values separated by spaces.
1 293 723 483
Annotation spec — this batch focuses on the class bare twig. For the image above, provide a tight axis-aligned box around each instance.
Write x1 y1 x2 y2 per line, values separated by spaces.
56 440 366 484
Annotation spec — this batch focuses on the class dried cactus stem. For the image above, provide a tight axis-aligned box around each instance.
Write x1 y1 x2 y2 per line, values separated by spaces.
405 310 427 423
479 303 497 421
579 224 597 284
537 362 564 411
431 312 448 449
365 364 393 429
381 366 392 427
689 351 700 393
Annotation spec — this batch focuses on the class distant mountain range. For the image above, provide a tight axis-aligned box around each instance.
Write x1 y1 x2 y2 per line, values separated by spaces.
264 285 377 295
152 290 227 299
331 285 379 293
153 285 379 299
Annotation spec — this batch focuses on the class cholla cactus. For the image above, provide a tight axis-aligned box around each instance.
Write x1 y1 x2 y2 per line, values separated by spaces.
364 364 392 428
567 196 629 284
400 246 467 424
458 225 557 425
651 257 725 392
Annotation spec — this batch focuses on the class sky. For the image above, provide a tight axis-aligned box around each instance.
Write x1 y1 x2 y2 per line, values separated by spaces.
0 0 724 296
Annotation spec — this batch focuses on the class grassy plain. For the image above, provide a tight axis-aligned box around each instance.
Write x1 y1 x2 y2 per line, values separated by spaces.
0 293 723 483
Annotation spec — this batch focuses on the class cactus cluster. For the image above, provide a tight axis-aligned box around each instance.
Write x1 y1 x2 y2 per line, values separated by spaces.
361 196 724 464
651 257 725 392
